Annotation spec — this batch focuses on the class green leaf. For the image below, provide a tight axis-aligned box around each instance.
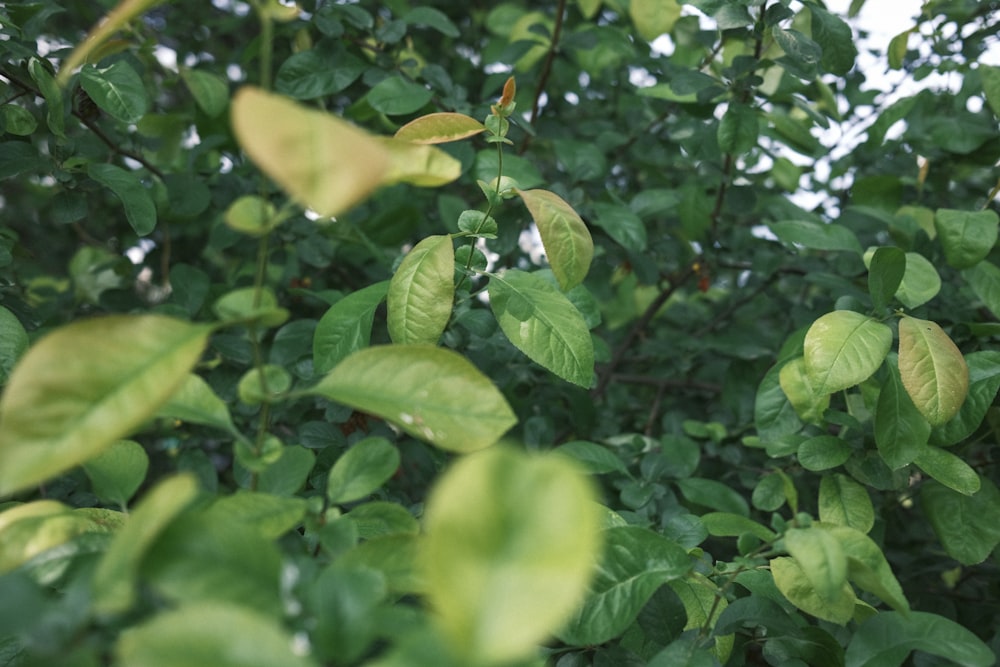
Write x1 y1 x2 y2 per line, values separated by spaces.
897 316 969 426
591 202 648 253
981 65 1000 117
309 345 516 453
488 269 594 386
516 189 594 291
29 57 65 138
1 104 37 136
807 5 858 76
717 103 759 154
755 363 804 440
667 572 734 662
213 286 289 328
79 61 149 124
934 208 999 269
769 220 862 253
888 29 912 70
914 445 980 496
797 435 852 472
422 446 601 663
556 440 629 475
922 478 1000 565
819 473 875 533
964 261 1000 318
558 525 692 646
206 491 307 540
366 76 433 115
346 501 419 539
180 67 229 116
771 555 856 624
157 373 237 435
931 351 1000 446
340 534 421 595
0 501 114 573
237 364 291 405
115 602 319 667
675 477 750 516
895 252 941 308
224 195 280 237
88 162 157 236
772 28 822 79
92 474 201 614
577 0 602 19
0 316 211 497
275 48 365 100
310 564 387 663
785 526 847 603
779 356 830 423
394 112 485 144
803 311 892 395
867 247 906 312
313 281 389 374
257 446 315 497
845 611 995 667
231 86 390 218
875 354 930 469
826 524 909 614
701 512 777 541
403 6 460 36
0 306 28 386
83 439 149 508
388 235 455 345
629 0 682 41
327 437 400 504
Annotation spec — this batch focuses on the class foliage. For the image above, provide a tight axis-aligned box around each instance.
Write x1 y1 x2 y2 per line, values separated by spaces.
1 0 1000 665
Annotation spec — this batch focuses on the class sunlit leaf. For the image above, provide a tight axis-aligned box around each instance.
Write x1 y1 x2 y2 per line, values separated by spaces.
394 112 486 144
895 252 941 308
804 311 892 394
79 61 149 124
897 316 969 426
387 235 455 345
516 189 594 291
785 526 847 603
0 316 211 497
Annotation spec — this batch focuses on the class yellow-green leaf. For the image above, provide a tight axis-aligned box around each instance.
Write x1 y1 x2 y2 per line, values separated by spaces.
897 316 969 426
394 112 486 144
803 310 892 394
785 526 848 604
0 316 211 497
421 446 601 663
516 189 593 290
388 235 455 345
771 556 856 624
779 356 830 423
629 0 682 42
231 86 390 218
378 138 462 187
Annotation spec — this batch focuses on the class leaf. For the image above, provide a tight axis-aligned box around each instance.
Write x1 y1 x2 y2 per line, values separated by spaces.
701 512 776 541
797 435 852 472
558 525 692 646
931 351 1000 446
213 287 289 328
274 48 365 100
29 57 65 138
516 189 594 290
88 162 157 236
591 202 648 253
888 29 912 70
83 440 149 508
327 437 400 504
577 0 602 19
257 446 315 497
157 373 237 435
387 235 454 345
308 345 516 453
755 364 804 440
895 252 941 308
921 478 1000 565
717 103 759 154
422 446 601 663
772 28 822 79
769 220 862 254
914 445 980 496
346 501 419 539
180 68 229 116
310 564 387 663
0 306 27 386
206 491 308 540
378 138 462 187
231 86 390 218
556 440 629 475
846 611 995 667
866 247 906 312
488 269 594 386
313 281 389 374
826 524 909 614
115 602 319 667
803 311 892 395
819 473 875 533
366 76 433 115
394 112 486 144
92 474 201 614
629 0 682 41
779 356 830 423
676 477 750 516
934 209 999 270
981 65 1000 117
875 354 930 469
771 556 856 624
0 316 211 497
897 316 969 426
806 5 858 76
668 573 733 662
0 502 111 573
79 61 149 124
785 527 847 603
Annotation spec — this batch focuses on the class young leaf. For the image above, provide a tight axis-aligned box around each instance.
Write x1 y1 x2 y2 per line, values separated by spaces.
387 235 455 345
308 345 516 453
779 356 830 423
516 189 594 291
83 440 149 508
558 525 692 646
770 556 856 624
921 478 1000 565
845 611 995 667
422 446 601 663
934 208 999 270
394 112 486 144
914 445 980 496
377 138 462 187
897 316 969 426
784 527 848 603
0 316 211 497
866 246 906 312
88 163 157 236
313 281 389 374
803 311 892 394
874 355 930 469
819 474 875 534
231 86 390 218
488 269 594 387
327 437 400 505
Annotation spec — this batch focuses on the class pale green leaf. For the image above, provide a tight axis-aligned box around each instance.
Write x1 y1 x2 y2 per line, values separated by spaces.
378 138 462 187
785 526 847 603
88 162 156 236
516 189 594 290
115 602 319 667
180 68 229 116
845 611 995 667
327 437 400 505
804 311 892 394
0 316 211 497
0 305 28 385
231 86 390 218
0 501 112 573
313 281 389 374
422 447 601 663
921 478 1000 565
819 473 875 534
826 524 909 614
394 112 486 144
897 316 969 426
308 345 516 453
577 0 602 19
83 439 149 508
779 356 830 423
629 0 682 41
488 269 594 387
934 208 999 270
212 286 289 328
387 235 454 345
771 556 856 624
157 373 237 435
896 252 941 308
914 445 980 496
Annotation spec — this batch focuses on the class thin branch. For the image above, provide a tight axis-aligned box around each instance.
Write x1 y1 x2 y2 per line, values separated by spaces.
519 0 567 154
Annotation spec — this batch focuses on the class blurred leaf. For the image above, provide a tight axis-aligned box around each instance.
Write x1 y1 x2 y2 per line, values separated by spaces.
934 209 999 270
378 138 462 187
83 439 149 508
394 112 485 144
769 220 862 253
0 306 28 386
327 437 400 504
845 611 995 667
629 0 681 41
718 103 759 154
157 374 237 435
88 162 156 236
180 67 229 116
366 76 433 115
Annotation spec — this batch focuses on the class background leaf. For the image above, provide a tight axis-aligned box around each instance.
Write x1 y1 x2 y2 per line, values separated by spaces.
327 437 400 504
845 611 995 667
88 163 156 236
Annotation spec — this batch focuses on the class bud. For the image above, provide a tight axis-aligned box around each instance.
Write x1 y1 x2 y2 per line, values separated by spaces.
499 76 516 108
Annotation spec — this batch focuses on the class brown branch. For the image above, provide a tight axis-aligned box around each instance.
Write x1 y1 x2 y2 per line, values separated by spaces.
519 0 567 154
